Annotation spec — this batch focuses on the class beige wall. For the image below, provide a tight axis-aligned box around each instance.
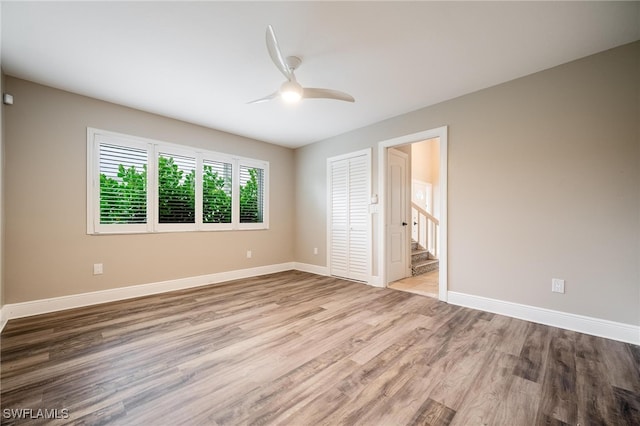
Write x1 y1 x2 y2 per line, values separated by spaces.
295 41 640 325
4 77 295 303
411 138 440 217
411 139 430 184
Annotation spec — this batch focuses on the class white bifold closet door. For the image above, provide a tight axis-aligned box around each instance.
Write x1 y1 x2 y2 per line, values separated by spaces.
328 151 370 282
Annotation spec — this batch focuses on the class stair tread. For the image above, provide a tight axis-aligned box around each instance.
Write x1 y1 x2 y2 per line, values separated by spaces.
413 259 439 267
411 248 430 255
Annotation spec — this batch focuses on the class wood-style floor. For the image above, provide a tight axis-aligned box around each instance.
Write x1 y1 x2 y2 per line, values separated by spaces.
1 271 639 425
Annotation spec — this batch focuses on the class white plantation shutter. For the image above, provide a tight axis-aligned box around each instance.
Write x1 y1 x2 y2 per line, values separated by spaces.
202 159 233 224
157 151 196 225
329 151 370 282
87 128 269 234
98 142 148 227
239 165 265 223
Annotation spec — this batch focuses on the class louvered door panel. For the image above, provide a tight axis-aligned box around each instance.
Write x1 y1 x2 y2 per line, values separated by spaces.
347 156 369 281
329 152 370 282
330 160 349 279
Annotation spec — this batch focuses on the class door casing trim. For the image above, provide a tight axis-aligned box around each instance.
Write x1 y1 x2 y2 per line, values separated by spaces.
377 126 448 301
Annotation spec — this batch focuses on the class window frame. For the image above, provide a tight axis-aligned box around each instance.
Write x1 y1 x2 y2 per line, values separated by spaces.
87 128 269 235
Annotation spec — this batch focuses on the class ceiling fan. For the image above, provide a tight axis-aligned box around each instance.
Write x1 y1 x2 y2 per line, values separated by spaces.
248 25 355 104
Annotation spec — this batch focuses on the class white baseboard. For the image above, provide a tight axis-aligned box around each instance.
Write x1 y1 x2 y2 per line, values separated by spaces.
448 291 640 345
293 262 329 276
0 306 7 333
3 262 296 321
368 275 384 288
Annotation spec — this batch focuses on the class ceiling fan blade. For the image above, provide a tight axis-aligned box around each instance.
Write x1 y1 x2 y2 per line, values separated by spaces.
303 88 355 103
266 25 292 80
247 91 279 104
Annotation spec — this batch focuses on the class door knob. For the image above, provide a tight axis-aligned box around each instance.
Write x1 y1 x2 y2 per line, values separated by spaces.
402 222 408 226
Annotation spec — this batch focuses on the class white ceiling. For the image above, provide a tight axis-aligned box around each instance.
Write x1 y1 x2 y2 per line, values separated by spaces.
2 2 639 148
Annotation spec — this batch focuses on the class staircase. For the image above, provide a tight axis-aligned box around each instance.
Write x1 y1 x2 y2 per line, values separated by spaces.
411 240 439 276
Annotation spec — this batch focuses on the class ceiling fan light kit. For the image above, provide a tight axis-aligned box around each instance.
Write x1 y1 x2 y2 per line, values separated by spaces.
248 25 355 105
280 80 303 103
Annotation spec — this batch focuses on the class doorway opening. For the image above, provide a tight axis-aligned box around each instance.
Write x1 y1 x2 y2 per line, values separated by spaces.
377 127 448 301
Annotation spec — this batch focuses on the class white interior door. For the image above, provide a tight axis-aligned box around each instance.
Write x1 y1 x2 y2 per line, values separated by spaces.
387 148 409 283
328 151 370 282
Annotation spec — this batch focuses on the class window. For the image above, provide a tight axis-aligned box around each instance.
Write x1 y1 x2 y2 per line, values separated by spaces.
157 150 196 228
240 163 265 224
202 159 232 224
99 143 148 225
87 128 269 234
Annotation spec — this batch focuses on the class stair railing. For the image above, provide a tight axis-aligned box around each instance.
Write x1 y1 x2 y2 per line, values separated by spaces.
411 201 439 258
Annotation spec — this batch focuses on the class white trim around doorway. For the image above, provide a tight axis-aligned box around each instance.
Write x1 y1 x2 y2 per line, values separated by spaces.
377 126 448 301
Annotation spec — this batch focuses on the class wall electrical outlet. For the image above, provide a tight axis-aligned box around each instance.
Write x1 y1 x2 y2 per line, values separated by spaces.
552 278 565 294
246 250 252 259
313 247 318 255
93 263 103 275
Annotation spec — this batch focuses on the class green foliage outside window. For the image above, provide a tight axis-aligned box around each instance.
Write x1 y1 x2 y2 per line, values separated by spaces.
100 157 261 225
203 164 232 223
240 168 262 223
157 156 195 223
100 164 147 224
